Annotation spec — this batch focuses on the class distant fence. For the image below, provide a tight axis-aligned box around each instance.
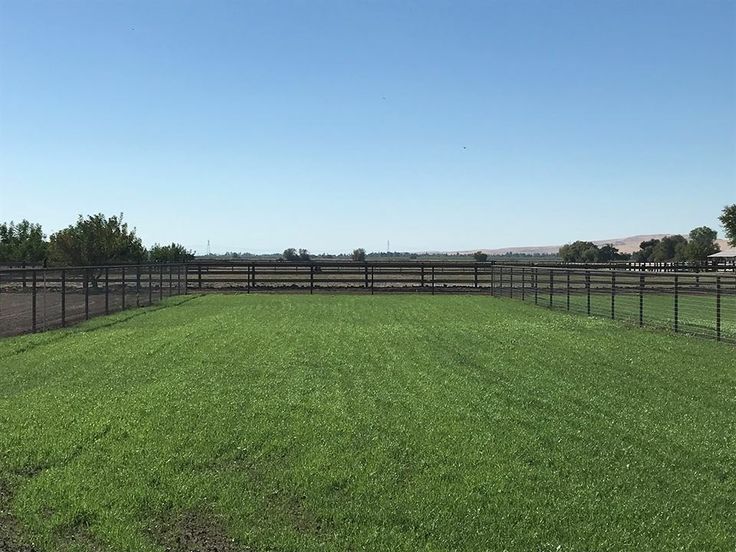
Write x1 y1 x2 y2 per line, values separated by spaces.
1 261 734 343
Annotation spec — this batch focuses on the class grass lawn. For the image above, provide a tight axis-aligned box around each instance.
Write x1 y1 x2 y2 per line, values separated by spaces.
0 294 734 551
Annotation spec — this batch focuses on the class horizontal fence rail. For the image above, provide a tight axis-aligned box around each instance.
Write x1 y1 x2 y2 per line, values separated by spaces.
1 261 734 343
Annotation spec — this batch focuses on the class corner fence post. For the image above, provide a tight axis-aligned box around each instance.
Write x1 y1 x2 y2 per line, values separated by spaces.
310 265 314 295
105 267 110 314
534 270 538 305
421 266 425 288
611 271 615 320
716 276 721 341
61 269 66 327
566 271 570 311
431 266 435 295
31 270 37 332
198 264 202 289
474 265 478 288
122 267 126 310
639 273 644 327
674 275 679 333
586 270 591 315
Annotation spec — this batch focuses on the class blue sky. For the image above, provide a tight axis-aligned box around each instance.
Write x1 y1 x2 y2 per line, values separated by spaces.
1 0 734 254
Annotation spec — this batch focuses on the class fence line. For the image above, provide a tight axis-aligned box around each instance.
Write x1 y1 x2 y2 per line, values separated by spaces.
1 261 734 342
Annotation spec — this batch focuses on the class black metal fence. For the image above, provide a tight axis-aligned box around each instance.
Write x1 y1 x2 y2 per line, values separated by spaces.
1 261 734 343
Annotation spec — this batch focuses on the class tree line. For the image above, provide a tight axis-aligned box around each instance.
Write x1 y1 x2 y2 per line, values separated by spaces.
0 214 194 265
3 204 734 267
558 204 735 263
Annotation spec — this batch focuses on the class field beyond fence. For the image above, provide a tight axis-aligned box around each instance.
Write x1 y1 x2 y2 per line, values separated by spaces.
1 260 734 342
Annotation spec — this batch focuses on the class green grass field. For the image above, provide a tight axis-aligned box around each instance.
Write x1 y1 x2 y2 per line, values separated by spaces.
1 294 734 551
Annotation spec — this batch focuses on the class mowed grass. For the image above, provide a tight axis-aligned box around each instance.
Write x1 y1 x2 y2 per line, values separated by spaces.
0 294 734 552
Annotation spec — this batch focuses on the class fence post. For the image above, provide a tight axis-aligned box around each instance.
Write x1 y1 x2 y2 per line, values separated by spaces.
639 273 644 327
611 272 615 320
183 263 188 295
198 264 202 289
364 265 369 289
566 271 570 311
674 275 679 333
490 264 495 296
505 267 511 298
148 265 153 305
252 264 256 289
31 270 37 332
586 271 591 315
136 266 141 306
105 267 110 314
421 266 426 288
371 266 375 295
168 265 172 296
122 267 126 310
310 265 314 295
474 266 478 288
177 265 181 295
534 270 538 305
61 269 66 327
431 266 435 295
549 270 553 307
84 269 90 320
521 268 526 301
159 265 163 300
716 276 721 341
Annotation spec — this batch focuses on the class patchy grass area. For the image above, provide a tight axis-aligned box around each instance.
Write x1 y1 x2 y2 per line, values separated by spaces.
0 294 734 551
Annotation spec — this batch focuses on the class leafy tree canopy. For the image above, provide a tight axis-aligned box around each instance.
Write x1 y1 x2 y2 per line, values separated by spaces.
0 220 48 263
719 204 736 247
683 226 720 261
48 213 145 266
149 243 194 263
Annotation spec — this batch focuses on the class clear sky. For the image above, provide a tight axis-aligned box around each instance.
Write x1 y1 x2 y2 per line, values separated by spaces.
1 0 734 254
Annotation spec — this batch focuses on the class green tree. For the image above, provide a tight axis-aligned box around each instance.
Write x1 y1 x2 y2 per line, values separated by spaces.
0 220 48 263
352 248 366 262
149 243 194 263
48 213 146 267
473 251 489 262
298 248 311 261
682 226 720 261
719 204 736 246
282 248 299 261
651 235 687 262
597 244 627 262
632 239 660 262
559 241 599 262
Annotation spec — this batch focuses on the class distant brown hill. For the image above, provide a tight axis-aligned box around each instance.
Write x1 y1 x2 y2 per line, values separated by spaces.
456 234 730 256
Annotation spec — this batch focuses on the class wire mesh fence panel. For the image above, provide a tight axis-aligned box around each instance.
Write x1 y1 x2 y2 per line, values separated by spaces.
1 261 734 342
